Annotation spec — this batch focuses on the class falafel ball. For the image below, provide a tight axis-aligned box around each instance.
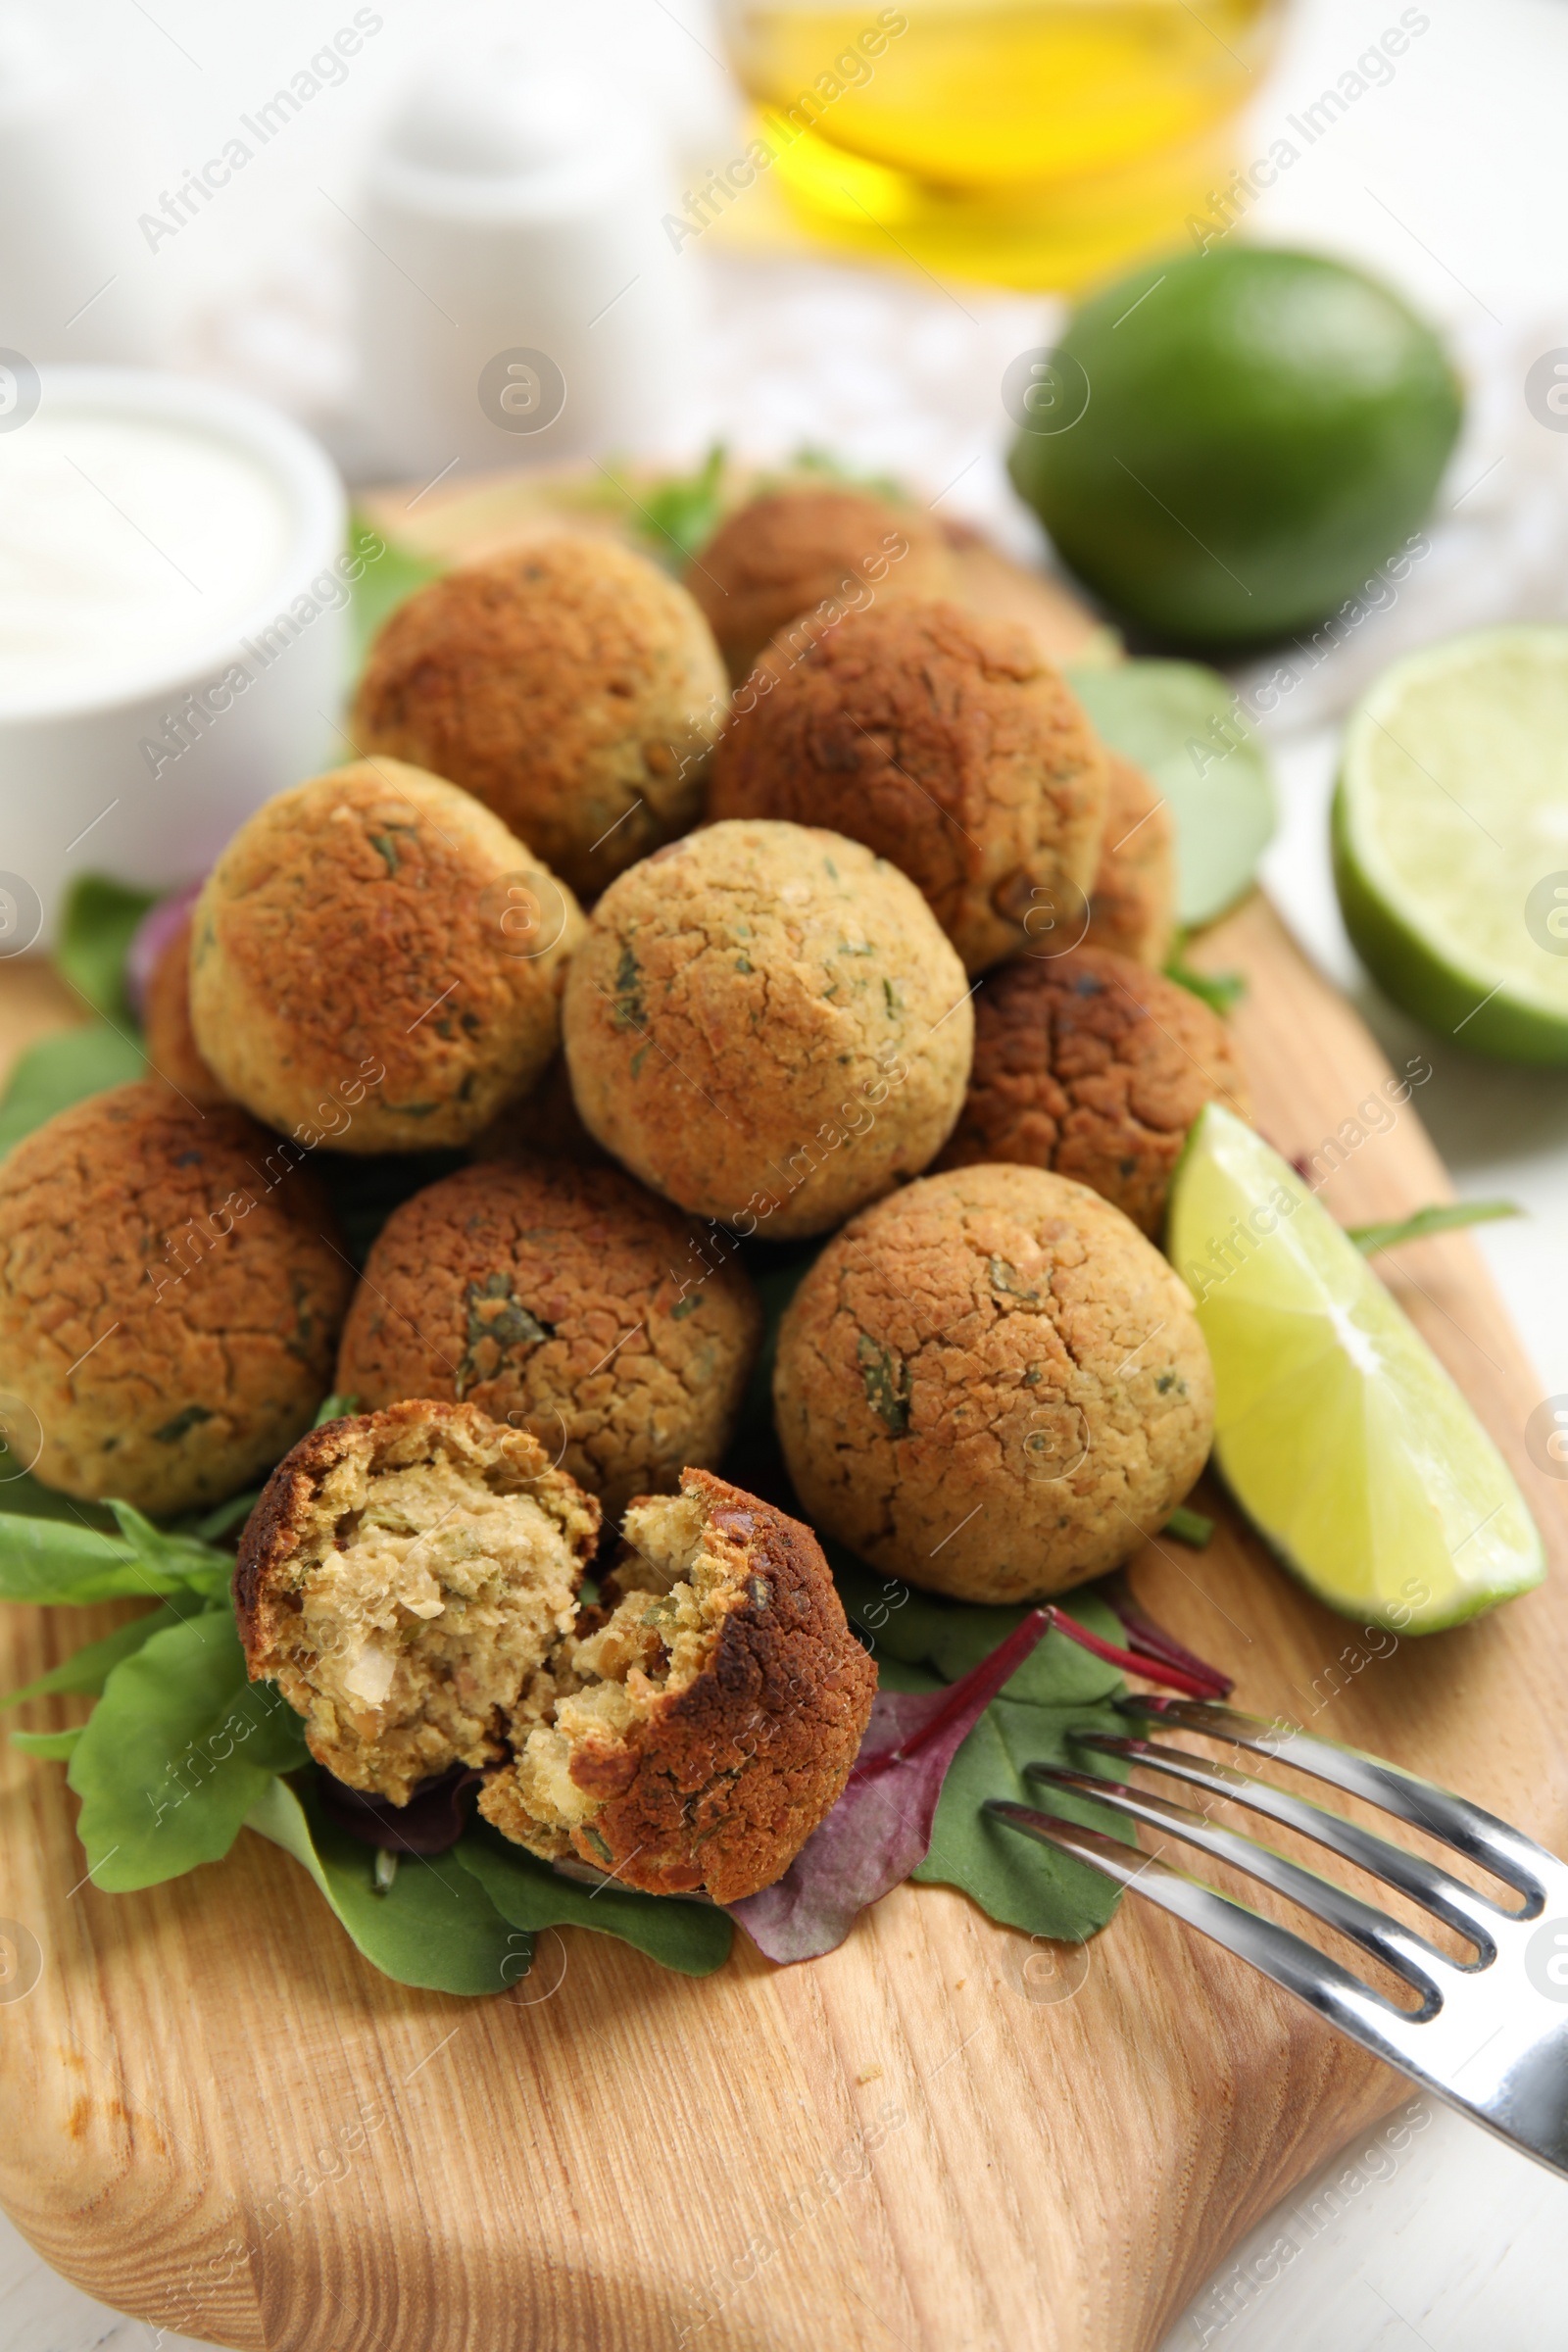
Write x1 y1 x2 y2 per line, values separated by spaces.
935 945 1252 1237
234 1400 601 1804
773 1162 1213 1604
0 1082 352 1516
685 484 958 682
478 1466 877 1902
1084 754 1177 969
562 819 973 1241
335 1158 763 1521
142 906 227 1106
350 536 728 898
188 760 584 1154
708 602 1107 974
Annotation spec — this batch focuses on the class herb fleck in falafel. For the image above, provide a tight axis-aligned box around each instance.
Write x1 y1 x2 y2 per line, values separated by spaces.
0 1082 352 1515
188 760 584 1154
562 818 973 1240
335 1158 762 1521
936 945 1252 1236
685 484 958 682
773 1161 1213 1604
708 602 1107 974
350 536 728 898
479 1465 877 1902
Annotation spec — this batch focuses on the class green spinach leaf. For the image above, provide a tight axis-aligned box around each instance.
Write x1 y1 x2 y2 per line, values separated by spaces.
247 1778 530 1997
54 875 160 1024
1068 659 1275 927
832 1552 1134 1941
455 1821 733 1977
0 1022 144 1158
70 1608 308 1888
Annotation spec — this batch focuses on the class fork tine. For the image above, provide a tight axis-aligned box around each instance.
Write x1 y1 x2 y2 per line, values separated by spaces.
1073 1731 1503 1954
988 1801 1409 2046
1121 1698 1558 1907
1022 1763 1450 2000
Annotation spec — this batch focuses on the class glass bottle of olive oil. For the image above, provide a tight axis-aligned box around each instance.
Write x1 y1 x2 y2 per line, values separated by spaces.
716 0 1284 289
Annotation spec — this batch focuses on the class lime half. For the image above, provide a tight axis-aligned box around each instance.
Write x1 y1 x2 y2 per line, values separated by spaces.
1167 1104 1544 1631
1335 625 1568 1063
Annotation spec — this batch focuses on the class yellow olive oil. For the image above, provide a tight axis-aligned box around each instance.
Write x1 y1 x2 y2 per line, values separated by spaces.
717 0 1283 288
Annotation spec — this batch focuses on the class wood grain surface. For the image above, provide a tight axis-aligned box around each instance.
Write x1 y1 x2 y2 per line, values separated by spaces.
1 895 1565 2352
2 475 1564 2349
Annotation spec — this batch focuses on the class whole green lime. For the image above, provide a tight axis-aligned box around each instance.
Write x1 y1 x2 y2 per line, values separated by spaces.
1008 248 1462 647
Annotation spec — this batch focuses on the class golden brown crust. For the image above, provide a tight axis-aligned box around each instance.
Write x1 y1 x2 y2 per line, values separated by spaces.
708 601 1107 974
772 1162 1213 1604
478 1468 877 1903
188 760 584 1153
1085 755 1177 970
686 486 957 681
0 1082 351 1516
561 818 973 1241
935 945 1253 1236
350 536 728 897
142 909 228 1107
334 1158 763 1520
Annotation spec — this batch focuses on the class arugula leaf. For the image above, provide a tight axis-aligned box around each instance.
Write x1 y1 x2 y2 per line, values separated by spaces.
54 875 160 1025
247 1778 531 1997
1 1608 165 1709
12 1726 82 1759
0 1022 144 1158
1068 660 1275 927
70 1608 308 1889
0 1513 203 1604
1163 946 1247 1015
455 1821 733 1977
1348 1200 1521 1256
618 442 728 569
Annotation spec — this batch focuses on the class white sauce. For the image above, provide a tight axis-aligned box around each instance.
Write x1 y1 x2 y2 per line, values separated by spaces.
0 412 293 714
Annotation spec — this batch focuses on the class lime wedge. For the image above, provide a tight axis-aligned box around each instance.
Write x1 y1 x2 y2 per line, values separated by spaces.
1334 625 1568 1063
1167 1104 1544 1630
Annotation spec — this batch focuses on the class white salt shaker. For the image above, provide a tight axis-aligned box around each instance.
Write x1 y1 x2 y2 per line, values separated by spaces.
353 40 699 479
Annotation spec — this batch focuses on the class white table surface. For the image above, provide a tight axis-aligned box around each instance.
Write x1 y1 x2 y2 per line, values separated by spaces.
7 1 1568 2345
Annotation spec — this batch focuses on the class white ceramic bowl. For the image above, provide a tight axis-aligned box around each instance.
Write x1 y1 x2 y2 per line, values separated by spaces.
0 368 349 949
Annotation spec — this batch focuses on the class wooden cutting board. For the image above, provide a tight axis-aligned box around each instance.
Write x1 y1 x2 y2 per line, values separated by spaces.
2 481 1566 2352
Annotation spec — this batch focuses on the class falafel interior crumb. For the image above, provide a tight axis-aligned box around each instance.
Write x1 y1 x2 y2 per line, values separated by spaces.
497 1490 740 1856
269 1446 586 1803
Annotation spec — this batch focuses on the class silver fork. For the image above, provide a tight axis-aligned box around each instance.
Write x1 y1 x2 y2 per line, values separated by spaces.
988 1695 1568 2179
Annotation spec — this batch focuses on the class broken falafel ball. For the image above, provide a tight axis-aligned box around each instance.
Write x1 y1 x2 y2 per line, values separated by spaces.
188 760 584 1154
0 1082 352 1516
934 944 1252 1237
562 818 973 1241
334 1157 762 1522
773 1162 1213 1605
478 1467 877 1903
707 602 1107 975
684 484 959 683
233 1401 601 1806
350 535 729 899
1084 754 1177 970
